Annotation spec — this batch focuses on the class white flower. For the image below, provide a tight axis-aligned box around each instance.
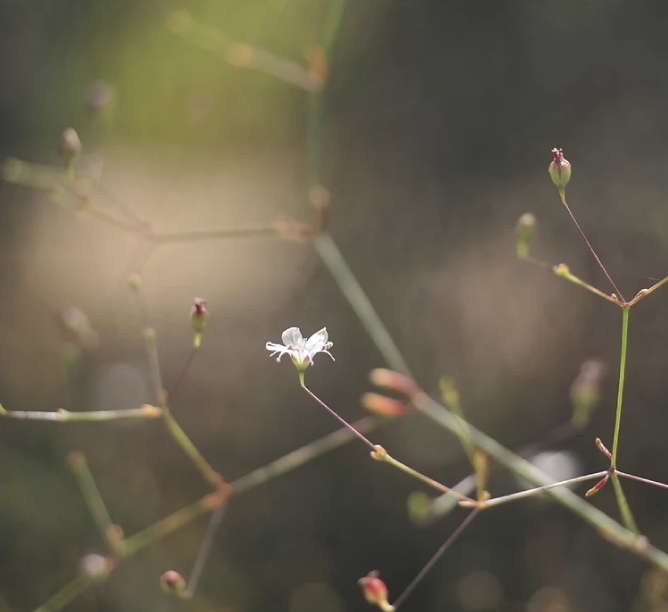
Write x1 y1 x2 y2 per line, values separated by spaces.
266 327 334 371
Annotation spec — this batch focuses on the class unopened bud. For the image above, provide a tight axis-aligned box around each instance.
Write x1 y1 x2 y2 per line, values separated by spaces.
553 263 570 278
548 148 571 204
86 80 117 116
361 393 407 418
585 475 609 497
60 128 82 166
358 571 395 612
516 213 537 260
80 553 112 580
369 368 419 398
407 491 432 525
160 570 186 596
570 360 606 429
190 298 209 334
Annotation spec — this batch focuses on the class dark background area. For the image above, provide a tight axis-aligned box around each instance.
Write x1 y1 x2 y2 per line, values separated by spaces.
2 1 668 611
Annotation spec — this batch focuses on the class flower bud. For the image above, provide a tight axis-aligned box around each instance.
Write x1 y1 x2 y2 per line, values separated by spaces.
516 213 537 260
190 298 209 333
79 553 112 580
358 571 395 612
60 128 82 166
548 148 571 204
160 570 186 596
368 368 419 398
570 360 606 429
361 393 407 418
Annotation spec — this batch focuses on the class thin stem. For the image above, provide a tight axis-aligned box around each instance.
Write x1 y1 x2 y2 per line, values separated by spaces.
554 266 621 305
33 574 96 612
478 471 607 509
611 308 630 465
155 226 279 243
392 509 480 611
167 346 199 402
625 275 668 307
301 382 376 450
617 470 668 492
161 409 225 490
122 491 224 557
561 199 625 303
378 451 475 504
0 405 161 421
230 416 378 494
610 473 640 535
184 504 227 598
68 452 124 555
143 327 164 406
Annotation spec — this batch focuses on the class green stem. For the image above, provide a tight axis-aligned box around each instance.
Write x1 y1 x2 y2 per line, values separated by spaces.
554 266 621 305
122 492 222 557
611 308 629 465
33 574 95 612
68 452 123 554
479 471 607 509
611 473 640 534
0 406 161 421
377 451 475 504
161 409 224 490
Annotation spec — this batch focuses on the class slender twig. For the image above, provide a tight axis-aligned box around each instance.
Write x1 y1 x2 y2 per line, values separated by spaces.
561 198 625 303
183 504 227 598
611 473 640 534
155 227 279 243
625 275 668 307
143 327 164 406
301 382 376 450
68 452 124 555
167 346 199 402
392 509 481 611
473 471 607 509
553 265 621 305
161 409 225 490
617 470 668 492
611 308 629 466
33 574 97 612
0 404 161 421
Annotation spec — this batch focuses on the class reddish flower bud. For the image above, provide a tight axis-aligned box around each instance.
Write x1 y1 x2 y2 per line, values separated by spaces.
358 571 395 612
361 392 408 418
585 475 609 497
369 368 419 398
190 298 209 335
548 148 571 204
160 570 186 596
516 213 537 260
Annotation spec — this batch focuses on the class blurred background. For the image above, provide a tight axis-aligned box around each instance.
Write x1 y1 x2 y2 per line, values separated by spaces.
3 1 668 611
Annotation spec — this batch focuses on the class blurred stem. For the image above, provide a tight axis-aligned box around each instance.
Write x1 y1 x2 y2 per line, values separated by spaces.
184 504 227 598
68 452 124 555
161 409 225 491
611 473 640 534
122 491 224 557
143 327 164 406
167 346 199 402
477 471 607 509
392 509 481 611
33 574 95 612
611 308 629 465
155 226 279 243
230 416 378 494
0 404 161 421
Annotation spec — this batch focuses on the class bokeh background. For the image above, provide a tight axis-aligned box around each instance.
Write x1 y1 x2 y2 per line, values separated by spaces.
3 1 668 611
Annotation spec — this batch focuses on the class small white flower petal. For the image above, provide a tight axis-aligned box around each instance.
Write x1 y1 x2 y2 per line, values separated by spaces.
281 327 303 348
305 327 329 352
